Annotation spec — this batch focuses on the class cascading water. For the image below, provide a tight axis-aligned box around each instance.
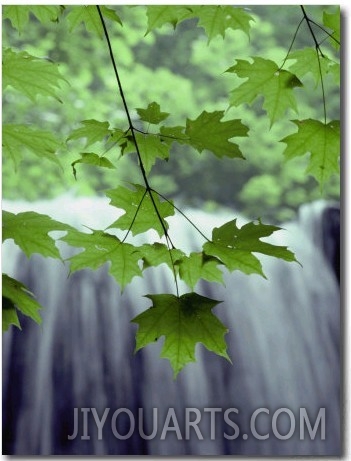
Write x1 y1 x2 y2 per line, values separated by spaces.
2 197 340 456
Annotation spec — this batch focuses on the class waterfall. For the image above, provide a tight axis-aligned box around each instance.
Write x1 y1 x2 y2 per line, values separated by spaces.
2 197 340 455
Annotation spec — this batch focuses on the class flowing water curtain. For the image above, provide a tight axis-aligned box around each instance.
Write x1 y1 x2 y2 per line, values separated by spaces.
2 197 340 455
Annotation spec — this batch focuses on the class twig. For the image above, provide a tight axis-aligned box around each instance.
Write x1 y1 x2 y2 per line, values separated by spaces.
96 6 179 295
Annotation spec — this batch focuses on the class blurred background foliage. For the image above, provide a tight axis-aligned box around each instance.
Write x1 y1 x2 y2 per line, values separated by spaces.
2 5 340 222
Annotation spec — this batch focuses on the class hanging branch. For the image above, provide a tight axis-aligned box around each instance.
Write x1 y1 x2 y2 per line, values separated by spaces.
300 5 327 123
96 6 180 295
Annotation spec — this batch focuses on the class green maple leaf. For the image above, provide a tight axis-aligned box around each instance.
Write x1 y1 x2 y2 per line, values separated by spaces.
159 125 189 146
323 9 340 49
71 153 115 179
3 6 62 33
66 6 122 38
2 210 72 259
185 110 248 159
2 124 62 169
136 102 170 125
62 229 142 289
145 6 192 34
3 48 67 102
227 57 303 126
286 48 335 85
106 185 174 237
136 133 170 174
119 132 170 174
2 274 43 331
177 252 224 290
132 293 231 377
281 119 340 187
203 219 296 277
140 243 185 271
190 6 253 43
67 120 112 148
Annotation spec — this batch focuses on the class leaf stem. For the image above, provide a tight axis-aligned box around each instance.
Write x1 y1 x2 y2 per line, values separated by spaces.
308 18 340 46
279 16 304 71
151 188 211 243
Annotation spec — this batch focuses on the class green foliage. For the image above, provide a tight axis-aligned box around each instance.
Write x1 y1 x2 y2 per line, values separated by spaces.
2 5 340 376
71 153 115 180
144 5 253 44
323 8 340 49
66 5 122 38
227 57 303 126
189 6 253 43
145 6 192 34
3 48 67 102
177 253 224 291
67 119 112 147
2 5 62 34
203 219 297 278
185 110 248 159
132 293 230 377
281 119 340 187
3 124 62 169
286 48 336 85
126 132 170 175
2 210 71 259
106 185 174 237
62 229 142 290
140 243 184 271
2 274 42 330
136 101 170 125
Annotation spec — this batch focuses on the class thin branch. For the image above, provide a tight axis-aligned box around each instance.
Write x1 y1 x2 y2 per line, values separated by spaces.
279 16 305 71
119 188 148 244
315 49 327 124
133 126 190 144
96 6 179 291
300 6 328 124
300 5 325 57
308 18 340 46
151 188 211 243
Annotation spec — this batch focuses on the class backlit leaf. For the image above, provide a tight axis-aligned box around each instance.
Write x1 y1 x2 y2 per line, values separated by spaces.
177 252 224 290
286 48 335 85
67 119 112 148
145 6 192 34
281 119 340 187
203 218 297 277
159 126 189 146
190 5 253 43
3 124 62 168
227 57 303 126
3 48 67 102
185 110 248 159
106 185 174 237
136 102 170 125
71 153 115 179
140 243 185 271
66 6 122 39
3 6 62 33
323 9 340 49
2 210 72 259
62 229 142 289
136 133 170 174
132 292 231 377
2 274 43 330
